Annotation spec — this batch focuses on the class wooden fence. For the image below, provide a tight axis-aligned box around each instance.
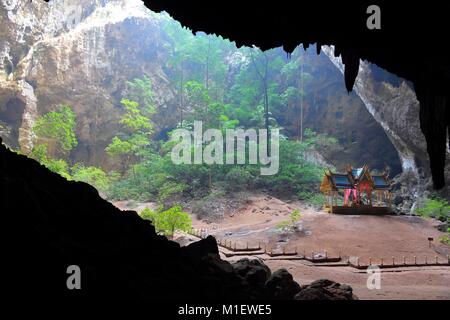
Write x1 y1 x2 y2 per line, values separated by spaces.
187 228 450 268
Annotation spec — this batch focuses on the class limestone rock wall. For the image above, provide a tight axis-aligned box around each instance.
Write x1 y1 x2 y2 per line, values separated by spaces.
0 0 176 168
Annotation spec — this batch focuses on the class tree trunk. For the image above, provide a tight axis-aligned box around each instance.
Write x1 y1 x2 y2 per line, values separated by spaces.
179 66 184 126
208 167 212 190
300 55 304 142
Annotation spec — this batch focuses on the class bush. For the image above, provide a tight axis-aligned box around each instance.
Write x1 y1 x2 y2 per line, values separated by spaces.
30 143 71 180
46 158 71 180
141 205 192 238
256 140 323 195
72 164 111 193
224 166 253 192
276 220 290 231
276 209 302 231
439 235 449 245
158 181 188 203
290 209 301 224
415 197 450 222
298 191 324 208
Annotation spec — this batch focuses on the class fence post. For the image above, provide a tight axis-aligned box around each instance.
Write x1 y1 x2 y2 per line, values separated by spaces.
234 242 236 251
312 252 314 261
283 246 286 255
325 251 328 259
414 256 417 265
381 257 383 266
392 257 395 266
425 256 428 265
369 257 372 266
357 257 360 267
246 242 249 250
403 256 406 265
435 256 438 264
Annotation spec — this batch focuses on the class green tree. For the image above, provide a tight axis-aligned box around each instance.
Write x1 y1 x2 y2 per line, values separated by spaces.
141 206 192 239
106 84 156 175
31 105 77 180
141 207 158 222
33 104 78 155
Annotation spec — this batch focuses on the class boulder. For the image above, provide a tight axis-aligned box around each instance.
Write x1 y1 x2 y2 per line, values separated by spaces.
232 258 271 287
295 279 357 300
182 235 219 261
264 268 301 299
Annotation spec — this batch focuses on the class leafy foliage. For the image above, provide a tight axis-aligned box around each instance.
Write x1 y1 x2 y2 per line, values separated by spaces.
141 207 158 222
71 164 113 193
141 206 192 237
290 209 302 225
33 105 78 154
415 197 450 222
224 167 252 192
439 234 450 245
277 209 302 231
105 85 156 174
31 106 112 192
30 143 71 179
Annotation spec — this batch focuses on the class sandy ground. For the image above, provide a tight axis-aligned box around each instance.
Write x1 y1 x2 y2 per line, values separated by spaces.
114 194 450 299
192 194 449 262
263 260 450 300
191 193 450 299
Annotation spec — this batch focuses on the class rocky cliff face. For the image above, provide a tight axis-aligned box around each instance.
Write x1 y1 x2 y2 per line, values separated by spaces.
0 0 176 167
323 46 450 210
323 46 428 177
283 48 402 175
